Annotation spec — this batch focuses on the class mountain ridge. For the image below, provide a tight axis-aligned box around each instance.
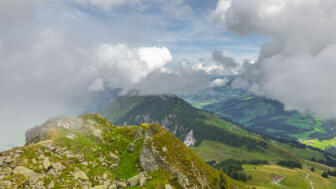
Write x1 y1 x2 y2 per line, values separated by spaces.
0 114 230 189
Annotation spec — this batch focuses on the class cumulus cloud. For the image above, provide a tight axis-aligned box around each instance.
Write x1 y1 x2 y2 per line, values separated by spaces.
210 78 229 87
212 0 336 118
91 44 173 86
192 51 241 75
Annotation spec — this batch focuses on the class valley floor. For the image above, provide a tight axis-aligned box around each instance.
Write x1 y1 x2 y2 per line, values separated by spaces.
242 164 335 189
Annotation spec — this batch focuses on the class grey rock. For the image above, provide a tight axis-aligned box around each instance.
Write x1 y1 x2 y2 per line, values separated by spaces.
109 152 120 162
73 170 89 181
117 181 127 188
13 166 40 178
47 180 54 189
165 184 173 189
36 180 46 189
32 159 37 164
42 158 51 170
139 146 159 172
103 173 108 180
4 156 12 163
108 183 117 189
139 174 147 187
110 163 119 169
47 168 57 176
92 129 102 139
127 174 141 187
135 127 144 139
51 162 64 174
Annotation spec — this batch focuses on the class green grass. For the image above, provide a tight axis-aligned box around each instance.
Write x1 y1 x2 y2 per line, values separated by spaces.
243 164 336 189
111 139 144 179
191 140 299 164
302 137 336 150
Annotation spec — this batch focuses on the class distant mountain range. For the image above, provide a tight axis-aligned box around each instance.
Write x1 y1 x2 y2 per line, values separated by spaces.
97 94 336 188
180 78 336 152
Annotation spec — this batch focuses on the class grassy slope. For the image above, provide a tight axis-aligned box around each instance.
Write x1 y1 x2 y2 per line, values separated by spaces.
1 114 237 189
302 137 336 150
99 95 336 188
244 164 336 189
182 85 336 146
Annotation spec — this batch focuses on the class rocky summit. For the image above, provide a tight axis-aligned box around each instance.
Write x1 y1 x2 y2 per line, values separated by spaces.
0 114 229 189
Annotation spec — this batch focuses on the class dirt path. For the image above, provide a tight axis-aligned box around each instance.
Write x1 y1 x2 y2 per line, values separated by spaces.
305 172 314 189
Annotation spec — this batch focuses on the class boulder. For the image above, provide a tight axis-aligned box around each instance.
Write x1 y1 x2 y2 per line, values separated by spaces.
127 174 141 187
135 127 144 139
108 183 117 189
103 173 108 180
52 162 64 174
73 170 89 181
93 129 102 139
109 152 120 162
110 163 119 169
4 156 13 163
165 184 173 189
13 166 40 178
139 174 147 187
42 158 51 170
47 168 57 176
117 181 127 188
139 146 159 172
47 180 55 189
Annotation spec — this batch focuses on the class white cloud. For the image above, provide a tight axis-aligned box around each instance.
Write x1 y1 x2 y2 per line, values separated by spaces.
88 78 105 92
138 46 173 71
213 0 336 118
210 78 228 87
92 44 172 85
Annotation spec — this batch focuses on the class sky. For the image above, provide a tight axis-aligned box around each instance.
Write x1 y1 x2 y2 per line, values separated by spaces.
1 0 336 149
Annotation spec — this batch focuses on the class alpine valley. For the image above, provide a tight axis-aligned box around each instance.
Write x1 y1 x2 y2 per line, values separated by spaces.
180 77 336 156
96 93 336 188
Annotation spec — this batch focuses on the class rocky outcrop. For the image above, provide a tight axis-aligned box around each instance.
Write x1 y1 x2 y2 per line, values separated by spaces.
183 130 196 147
138 124 225 189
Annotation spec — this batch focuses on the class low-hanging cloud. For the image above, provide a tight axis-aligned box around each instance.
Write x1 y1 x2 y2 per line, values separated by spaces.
212 0 336 118
0 0 223 148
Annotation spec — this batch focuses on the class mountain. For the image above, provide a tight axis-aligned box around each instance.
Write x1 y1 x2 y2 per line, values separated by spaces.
181 82 336 150
0 114 230 189
99 94 336 188
99 94 269 151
